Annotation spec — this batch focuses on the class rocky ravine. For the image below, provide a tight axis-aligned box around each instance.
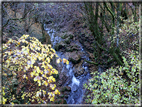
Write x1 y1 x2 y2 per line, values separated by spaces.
3 3 98 104
43 21 98 104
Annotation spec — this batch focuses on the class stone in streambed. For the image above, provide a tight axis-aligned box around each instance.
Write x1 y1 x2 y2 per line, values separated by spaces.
61 34 68 39
64 37 71 44
64 51 81 64
60 86 71 92
72 84 79 92
64 91 70 98
54 42 66 51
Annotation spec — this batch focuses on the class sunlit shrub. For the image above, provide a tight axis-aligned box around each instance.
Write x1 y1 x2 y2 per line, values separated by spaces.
2 35 69 104
84 50 140 104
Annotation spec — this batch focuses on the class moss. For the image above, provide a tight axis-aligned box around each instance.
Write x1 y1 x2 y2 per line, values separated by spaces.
64 38 71 44
60 87 66 92
57 99 62 104
63 100 67 104
66 47 73 52
69 57 81 64
52 74 59 80
69 34 73 39
54 43 65 51
60 95 64 98
61 34 68 39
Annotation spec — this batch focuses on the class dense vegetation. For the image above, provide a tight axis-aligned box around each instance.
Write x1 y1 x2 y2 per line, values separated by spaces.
83 3 140 104
1 2 141 105
2 35 68 104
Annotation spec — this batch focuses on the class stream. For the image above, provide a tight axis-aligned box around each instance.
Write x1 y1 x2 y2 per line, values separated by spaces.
44 25 92 104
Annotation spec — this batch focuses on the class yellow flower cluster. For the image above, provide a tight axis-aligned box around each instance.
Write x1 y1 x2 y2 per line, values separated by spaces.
3 35 69 104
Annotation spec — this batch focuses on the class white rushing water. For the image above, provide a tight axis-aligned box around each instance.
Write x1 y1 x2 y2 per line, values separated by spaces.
44 25 91 104
72 75 80 86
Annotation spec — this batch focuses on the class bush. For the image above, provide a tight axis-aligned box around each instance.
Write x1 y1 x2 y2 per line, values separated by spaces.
110 15 139 51
2 35 69 104
84 50 140 104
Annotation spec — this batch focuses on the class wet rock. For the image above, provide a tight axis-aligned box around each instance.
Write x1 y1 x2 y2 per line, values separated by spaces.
74 67 85 77
84 71 88 76
65 46 79 52
63 99 67 104
64 91 70 98
69 34 73 39
57 73 68 86
65 86 71 91
59 94 64 98
65 43 80 52
57 80 62 86
54 42 66 51
60 87 66 92
78 33 94 53
74 60 85 77
55 99 62 104
40 30 51 44
52 74 59 80
61 34 68 39
83 42 94 53
75 69 84 77
3 33 9 43
64 51 81 64
45 20 52 24
64 37 71 44
60 86 71 92
65 47 74 52
70 56 81 64
72 84 79 92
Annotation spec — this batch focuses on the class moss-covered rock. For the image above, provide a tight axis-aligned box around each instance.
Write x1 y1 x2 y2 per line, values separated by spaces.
64 51 82 64
54 42 66 51
61 34 68 39
52 74 59 80
69 56 81 64
69 34 73 39
65 47 73 52
63 100 67 104
59 94 64 98
65 46 79 52
64 38 71 44
60 86 71 92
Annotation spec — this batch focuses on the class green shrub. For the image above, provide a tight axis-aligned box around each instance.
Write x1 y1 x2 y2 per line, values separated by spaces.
109 15 139 51
84 50 140 104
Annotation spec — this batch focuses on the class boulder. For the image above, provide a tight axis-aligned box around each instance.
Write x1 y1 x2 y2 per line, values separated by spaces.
64 91 70 98
72 84 79 92
64 37 71 44
74 69 85 77
60 86 71 92
54 42 66 51
64 51 82 64
65 45 79 52
61 34 68 39
40 31 51 44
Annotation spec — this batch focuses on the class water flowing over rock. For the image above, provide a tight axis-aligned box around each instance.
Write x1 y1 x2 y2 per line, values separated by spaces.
44 25 91 104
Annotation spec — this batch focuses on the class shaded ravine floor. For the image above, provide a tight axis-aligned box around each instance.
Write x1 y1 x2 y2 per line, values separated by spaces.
45 26 92 104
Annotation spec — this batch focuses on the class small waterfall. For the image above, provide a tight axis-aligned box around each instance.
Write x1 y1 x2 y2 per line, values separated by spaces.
44 25 91 104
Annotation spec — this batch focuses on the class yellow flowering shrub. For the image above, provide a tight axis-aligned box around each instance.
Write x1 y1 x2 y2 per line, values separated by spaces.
2 35 69 104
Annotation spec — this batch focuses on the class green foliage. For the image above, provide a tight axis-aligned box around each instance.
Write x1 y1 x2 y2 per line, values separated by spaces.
109 15 139 51
2 35 69 104
61 34 68 39
84 50 140 104
64 38 70 44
